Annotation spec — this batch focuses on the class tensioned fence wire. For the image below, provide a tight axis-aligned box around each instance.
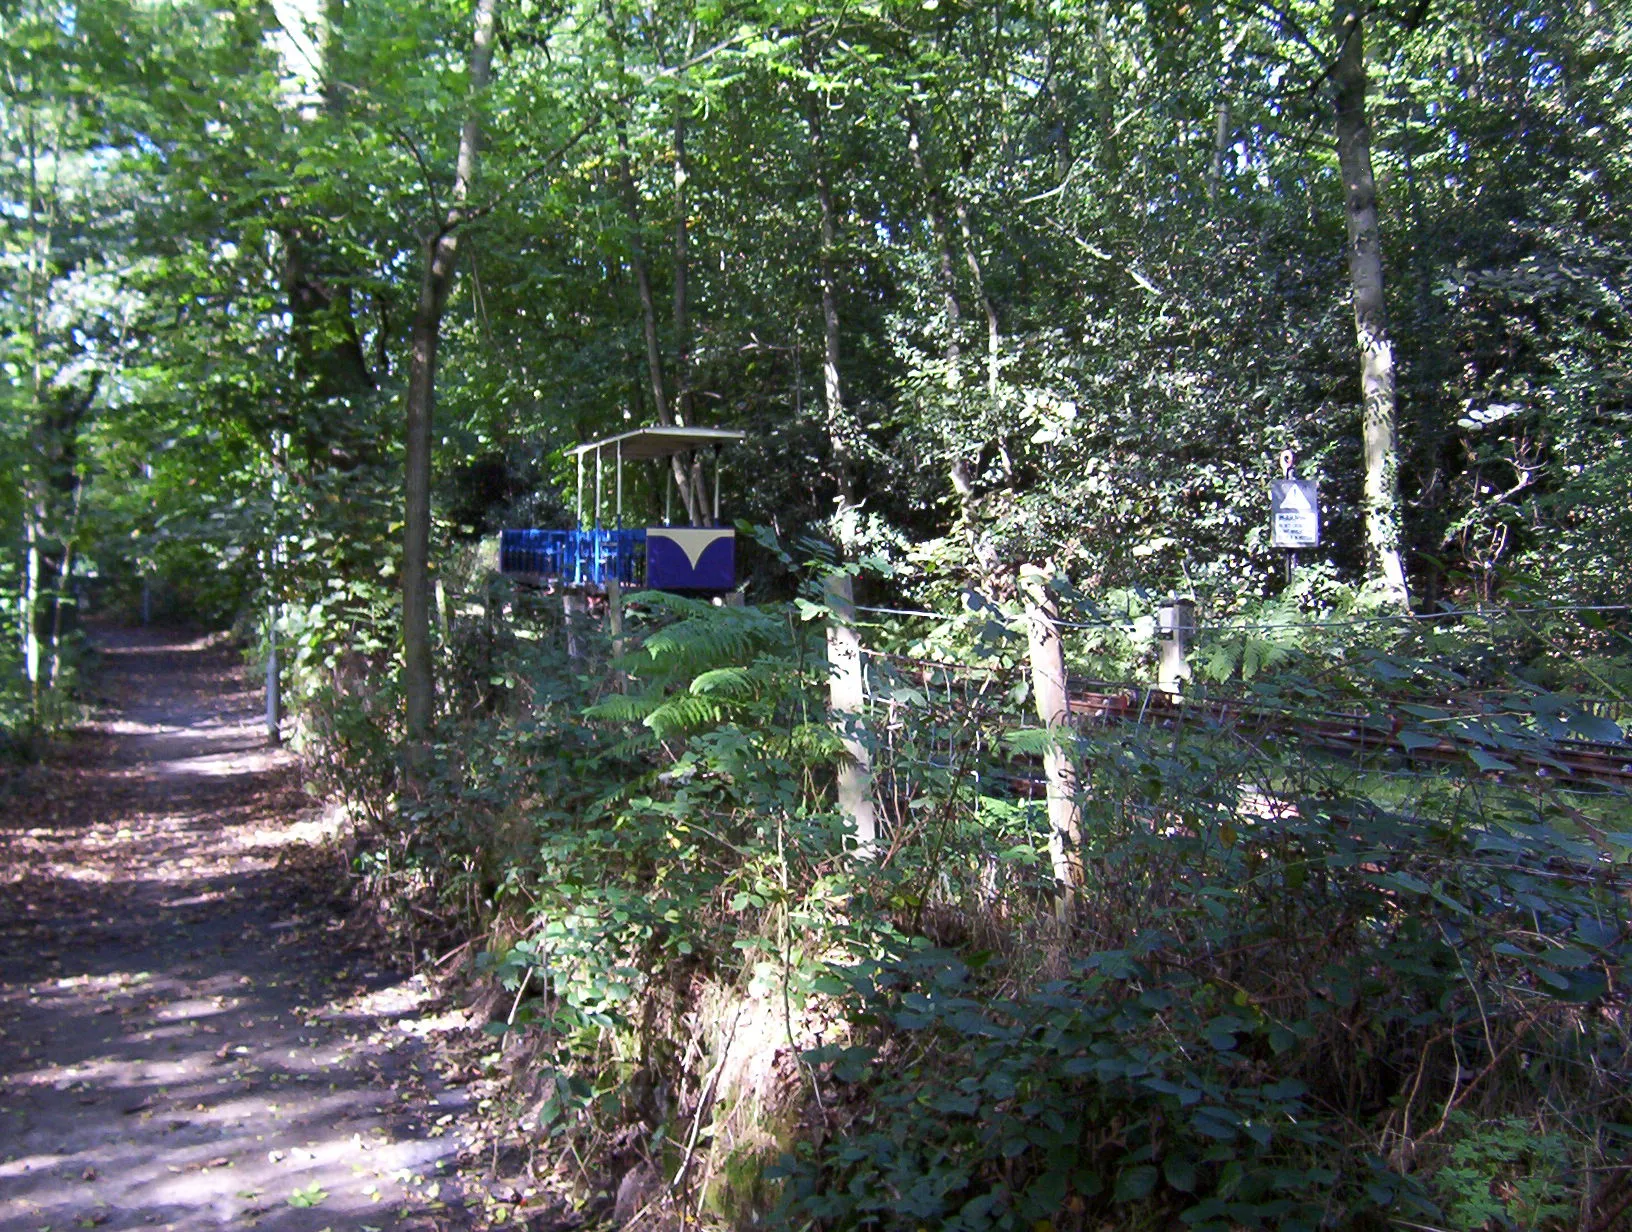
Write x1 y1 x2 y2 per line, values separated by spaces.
847 599 1632 711
850 599 1632 633
834 598 1631 795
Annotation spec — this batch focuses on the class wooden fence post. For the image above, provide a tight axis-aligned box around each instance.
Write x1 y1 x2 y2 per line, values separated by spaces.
563 590 584 662
1157 597 1196 697
606 579 624 654
435 577 452 646
606 579 626 692
1020 564 1084 914
264 607 281 746
824 571 878 860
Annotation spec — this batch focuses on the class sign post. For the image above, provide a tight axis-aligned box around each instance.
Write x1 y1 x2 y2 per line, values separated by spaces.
1270 450 1319 582
1157 597 1196 697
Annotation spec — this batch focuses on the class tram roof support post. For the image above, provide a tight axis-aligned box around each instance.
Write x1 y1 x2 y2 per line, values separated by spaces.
713 444 722 524
616 440 624 526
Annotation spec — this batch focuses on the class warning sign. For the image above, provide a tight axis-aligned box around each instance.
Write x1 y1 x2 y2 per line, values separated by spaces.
1270 479 1320 549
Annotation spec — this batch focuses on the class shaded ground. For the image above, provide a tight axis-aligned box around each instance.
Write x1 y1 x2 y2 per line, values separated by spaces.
0 627 484 1232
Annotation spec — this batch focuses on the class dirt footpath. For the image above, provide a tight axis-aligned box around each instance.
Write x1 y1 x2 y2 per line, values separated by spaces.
0 628 479 1232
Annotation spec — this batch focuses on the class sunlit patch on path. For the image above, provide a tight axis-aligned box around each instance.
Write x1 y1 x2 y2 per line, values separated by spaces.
0 627 477 1231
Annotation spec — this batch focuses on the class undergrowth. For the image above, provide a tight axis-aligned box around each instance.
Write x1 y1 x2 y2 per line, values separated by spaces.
296 567 1632 1231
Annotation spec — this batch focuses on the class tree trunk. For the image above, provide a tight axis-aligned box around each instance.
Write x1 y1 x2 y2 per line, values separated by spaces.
1333 6 1410 606
613 116 704 523
906 112 987 582
1020 565 1083 917
402 0 499 757
905 120 963 377
23 511 44 718
904 108 1004 586
603 4 704 525
1207 97 1230 204
46 467 85 690
615 124 670 421
952 199 1001 402
672 89 691 428
281 232 376 465
669 82 710 519
27 378 95 710
805 76 858 532
21 104 55 724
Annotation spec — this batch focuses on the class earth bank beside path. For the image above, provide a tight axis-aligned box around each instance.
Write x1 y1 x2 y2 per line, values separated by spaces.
0 627 490 1232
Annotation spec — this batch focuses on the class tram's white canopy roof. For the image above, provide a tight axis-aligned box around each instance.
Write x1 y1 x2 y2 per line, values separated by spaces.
570 426 746 462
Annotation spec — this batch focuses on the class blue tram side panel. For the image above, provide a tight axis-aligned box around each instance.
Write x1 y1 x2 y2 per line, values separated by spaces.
646 526 735 592
499 427 745 595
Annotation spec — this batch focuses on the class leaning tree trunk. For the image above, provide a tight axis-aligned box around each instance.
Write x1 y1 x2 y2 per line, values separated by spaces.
1333 5 1410 606
402 0 499 760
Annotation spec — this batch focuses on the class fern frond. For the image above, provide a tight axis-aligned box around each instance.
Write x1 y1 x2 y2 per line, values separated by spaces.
625 590 719 619
645 694 730 740
689 666 763 698
1002 726 1063 757
638 606 788 681
585 692 667 724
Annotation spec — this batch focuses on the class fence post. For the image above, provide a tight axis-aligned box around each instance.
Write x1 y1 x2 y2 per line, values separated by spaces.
264 608 281 746
606 579 626 691
435 578 452 646
1020 564 1084 914
606 578 624 654
563 590 584 662
1157 597 1196 697
824 571 878 860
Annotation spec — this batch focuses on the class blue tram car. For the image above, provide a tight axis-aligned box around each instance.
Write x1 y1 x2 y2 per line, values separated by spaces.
499 426 746 594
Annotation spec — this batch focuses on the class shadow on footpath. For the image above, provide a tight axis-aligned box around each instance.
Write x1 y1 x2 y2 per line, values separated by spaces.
0 628 475 1232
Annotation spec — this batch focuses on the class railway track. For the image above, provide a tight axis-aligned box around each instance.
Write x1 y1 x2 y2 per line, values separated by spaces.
863 653 1630 792
1065 683 1632 791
